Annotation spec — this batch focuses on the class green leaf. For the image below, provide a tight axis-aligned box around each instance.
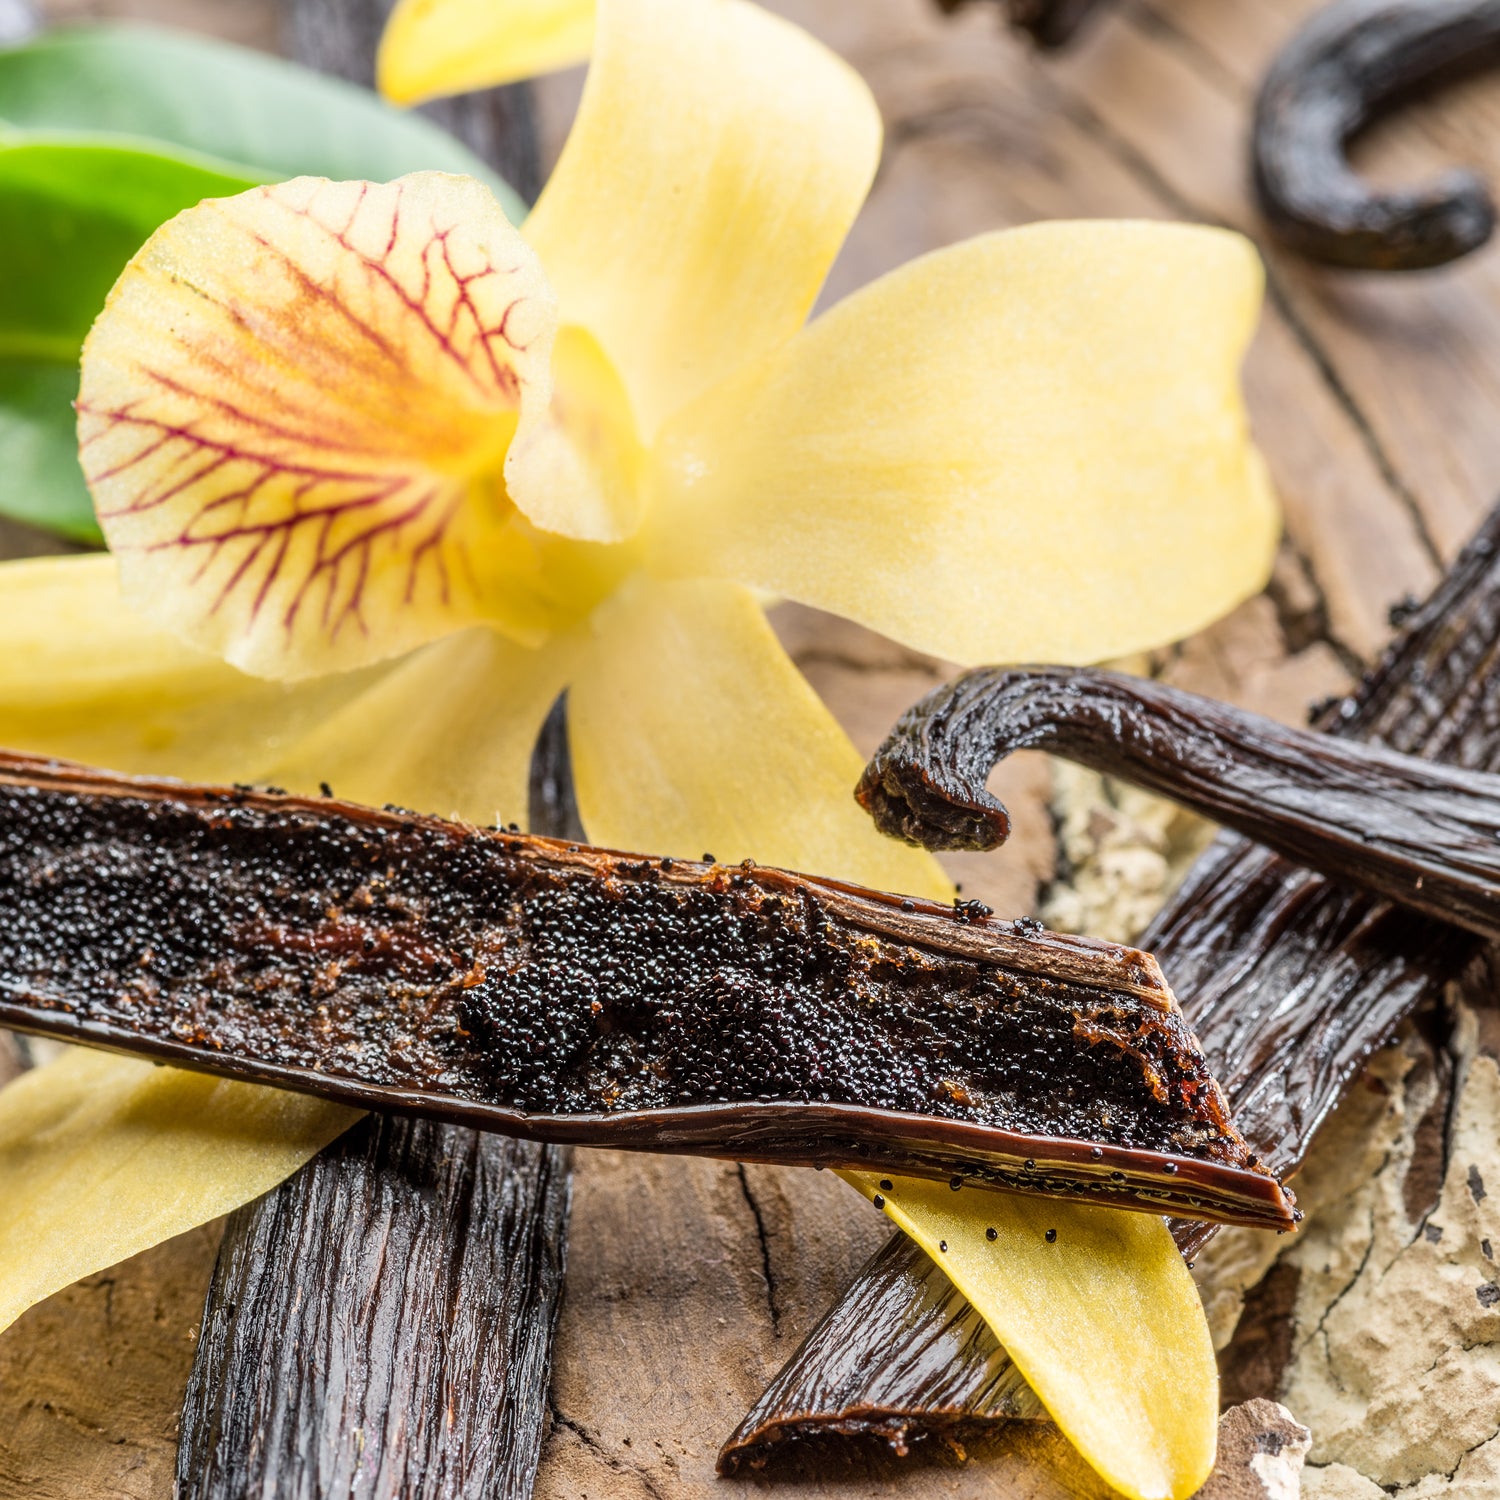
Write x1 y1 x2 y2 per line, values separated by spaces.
0 135 264 545
0 135 265 545
0 360 96 542
0 23 520 215
0 134 263 353
0 24 526 542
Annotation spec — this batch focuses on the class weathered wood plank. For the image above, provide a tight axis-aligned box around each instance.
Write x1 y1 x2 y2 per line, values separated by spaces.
0 1223 221 1500
1041 0 1500 564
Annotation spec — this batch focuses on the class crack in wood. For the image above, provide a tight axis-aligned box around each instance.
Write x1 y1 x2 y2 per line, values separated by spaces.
1266 538 1368 673
735 1165 784 1340
1261 270 1445 573
547 1402 673 1500
1405 1007 1466 1246
1300 1206 1380 1365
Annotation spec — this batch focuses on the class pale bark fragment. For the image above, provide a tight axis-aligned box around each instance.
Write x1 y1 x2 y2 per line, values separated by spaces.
1276 982 1500 1493
1194 1400 1310 1500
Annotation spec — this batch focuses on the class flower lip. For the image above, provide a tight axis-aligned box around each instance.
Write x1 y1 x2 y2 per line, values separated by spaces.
78 171 563 680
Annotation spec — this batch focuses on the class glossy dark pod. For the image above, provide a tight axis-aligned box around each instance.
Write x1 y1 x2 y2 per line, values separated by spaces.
725 495 1500 1468
859 663 1500 941
1254 0 1500 270
0 750 1289 1229
931 0 1110 49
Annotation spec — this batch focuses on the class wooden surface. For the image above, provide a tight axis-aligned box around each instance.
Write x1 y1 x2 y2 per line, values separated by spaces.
4 0 1500 1495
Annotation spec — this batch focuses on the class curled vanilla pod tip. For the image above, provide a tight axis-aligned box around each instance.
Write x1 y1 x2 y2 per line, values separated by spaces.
1253 0 1500 270
931 0 1110 49
858 663 1500 940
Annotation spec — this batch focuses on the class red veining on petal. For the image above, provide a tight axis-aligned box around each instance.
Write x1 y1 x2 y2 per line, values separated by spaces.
80 174 554 671
81 401 471 645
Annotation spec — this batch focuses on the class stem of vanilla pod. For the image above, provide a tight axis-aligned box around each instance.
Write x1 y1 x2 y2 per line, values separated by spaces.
723 502 1500 1471
859 663 1500 940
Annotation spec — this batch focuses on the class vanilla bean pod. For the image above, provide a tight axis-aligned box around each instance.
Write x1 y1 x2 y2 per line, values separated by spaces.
179 1116 571 1500
931 0 1110 49
859 664 1500 939
722 502 1500 1471
177 700 577 1500
0 749 1288 1229
1254 0 1500 270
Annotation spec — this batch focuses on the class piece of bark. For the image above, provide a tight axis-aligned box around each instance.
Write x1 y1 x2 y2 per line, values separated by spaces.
1193 1400 1310 1500
1275 961 1500 1490
722 500 1500 1470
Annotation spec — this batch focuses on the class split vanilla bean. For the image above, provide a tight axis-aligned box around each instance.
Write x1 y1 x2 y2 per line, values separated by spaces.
178 697 578 1500
858 663 1500 940
722 501 1500 1471
1253 0 1500 270
0 750 1288 1229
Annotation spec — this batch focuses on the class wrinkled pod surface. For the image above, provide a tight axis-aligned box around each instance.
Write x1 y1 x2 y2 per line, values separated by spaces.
858 662 1500 940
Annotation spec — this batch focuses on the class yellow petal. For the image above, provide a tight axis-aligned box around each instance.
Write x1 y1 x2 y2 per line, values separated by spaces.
0 553 382 779
80 172 563 680
653 220 1278 667
267 626 576 827
505 324 647 544
843 1173 1217 1500
523 0 881 439
0 1049 357 1337
378 0 595 105
568 576 949 897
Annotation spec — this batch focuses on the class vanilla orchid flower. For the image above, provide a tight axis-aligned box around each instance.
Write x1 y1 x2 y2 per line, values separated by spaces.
0 1 1273 1493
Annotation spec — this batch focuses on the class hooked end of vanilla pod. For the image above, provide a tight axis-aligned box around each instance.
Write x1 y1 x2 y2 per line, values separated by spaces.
856 749 1011 852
